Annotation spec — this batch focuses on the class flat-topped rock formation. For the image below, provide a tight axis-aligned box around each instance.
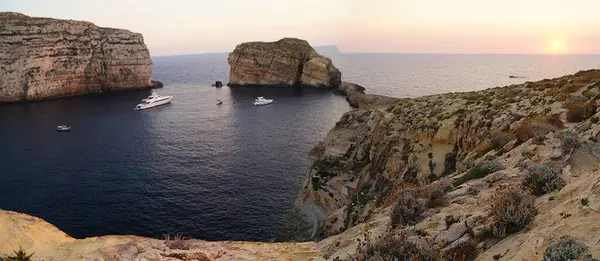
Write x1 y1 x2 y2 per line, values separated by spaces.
227 38 341 88
0 13 158 103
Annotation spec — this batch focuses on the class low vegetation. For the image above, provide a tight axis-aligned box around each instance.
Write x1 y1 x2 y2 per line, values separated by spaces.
543 235 586 261
561 131 581 153
522 165 566 196
566 101 597 123
490 188 537 237
3 247 34 261
454 160 502 186
390 188 425 228
355 233 438 261
442 242 479 261
163 233 190 250
515 121 536 143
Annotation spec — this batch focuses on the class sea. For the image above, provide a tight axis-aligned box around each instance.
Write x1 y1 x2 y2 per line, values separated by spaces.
1 53 599 241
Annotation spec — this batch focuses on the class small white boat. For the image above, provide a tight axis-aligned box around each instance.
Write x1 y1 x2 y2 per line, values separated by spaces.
216 99 223 105
135 92 173 111
56 125 71 132
253 97 273 106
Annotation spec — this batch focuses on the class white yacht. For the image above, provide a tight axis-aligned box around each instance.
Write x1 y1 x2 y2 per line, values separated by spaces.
134 92 173 110
56 125 71 132
253 96 273 106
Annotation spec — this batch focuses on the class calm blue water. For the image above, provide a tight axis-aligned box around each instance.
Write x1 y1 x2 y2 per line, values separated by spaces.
1 53 599 241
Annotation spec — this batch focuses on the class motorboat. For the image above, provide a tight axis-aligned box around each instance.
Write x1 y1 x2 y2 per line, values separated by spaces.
253 97 273 106
135 92 173 111
216 99 223 105
56 125 71 132
141 92 160 102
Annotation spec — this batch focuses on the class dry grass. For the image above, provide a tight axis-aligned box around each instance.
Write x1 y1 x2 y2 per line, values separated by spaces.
490 188 537 238
442 242 479 261
356 233 438 261
163 233 191 250
515 121 535 143
566 101 597 123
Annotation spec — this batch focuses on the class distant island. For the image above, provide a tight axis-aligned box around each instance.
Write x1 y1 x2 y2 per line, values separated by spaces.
313 45 341 56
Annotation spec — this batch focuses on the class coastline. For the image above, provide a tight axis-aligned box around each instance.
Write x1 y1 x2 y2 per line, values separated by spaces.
2 69 600 260
0 81 164 105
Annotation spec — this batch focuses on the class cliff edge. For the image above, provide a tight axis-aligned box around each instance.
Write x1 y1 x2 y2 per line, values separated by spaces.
297 69 600 260
0 209 323 261
0 13 158 103
227 38 341 88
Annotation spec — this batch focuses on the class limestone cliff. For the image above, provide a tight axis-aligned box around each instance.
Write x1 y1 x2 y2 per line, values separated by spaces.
297 70 600 260
227 38 341 88
0 209 324 261
0 12 157 103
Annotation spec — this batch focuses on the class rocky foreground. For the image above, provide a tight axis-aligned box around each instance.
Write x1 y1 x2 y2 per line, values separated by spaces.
0 13 158 103
297 69 600 260
3 70 600 261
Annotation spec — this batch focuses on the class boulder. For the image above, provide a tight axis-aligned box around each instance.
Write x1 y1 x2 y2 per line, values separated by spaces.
227 38 341 88
213 81 223 87
0 12 155 103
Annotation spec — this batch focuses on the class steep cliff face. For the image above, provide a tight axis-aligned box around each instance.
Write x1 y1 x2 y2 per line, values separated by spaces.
297 70 600 260
0 12 155 103
227 38 341 88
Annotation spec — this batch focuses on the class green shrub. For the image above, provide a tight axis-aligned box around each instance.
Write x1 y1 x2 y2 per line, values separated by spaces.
522 165 566 196
561 131 581 153
591 116 599 124
543 235 586 261
491 188 537 238
454 160 503 186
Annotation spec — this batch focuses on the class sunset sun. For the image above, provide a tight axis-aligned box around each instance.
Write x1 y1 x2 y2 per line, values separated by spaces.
554 41 560 49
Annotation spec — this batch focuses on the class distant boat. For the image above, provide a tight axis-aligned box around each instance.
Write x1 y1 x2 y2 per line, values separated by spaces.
216 99 223 105
135 92 173 111
253 97 273 106
56 125 71 132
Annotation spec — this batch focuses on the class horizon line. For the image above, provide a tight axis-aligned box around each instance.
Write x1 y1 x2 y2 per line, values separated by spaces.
151 51 600 58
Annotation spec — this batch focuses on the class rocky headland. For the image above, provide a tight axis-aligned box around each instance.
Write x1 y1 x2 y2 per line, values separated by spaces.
297 69 600 260
227 38 341 88
3 36 600 261
0 12 160 103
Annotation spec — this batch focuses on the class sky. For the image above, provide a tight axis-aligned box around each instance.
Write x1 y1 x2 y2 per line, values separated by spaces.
2 0 600 56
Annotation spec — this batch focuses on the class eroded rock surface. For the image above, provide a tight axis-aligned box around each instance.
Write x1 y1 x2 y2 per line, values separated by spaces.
0 209 324 261
227 38 341 88
0 12 156 103
297 69 600 260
